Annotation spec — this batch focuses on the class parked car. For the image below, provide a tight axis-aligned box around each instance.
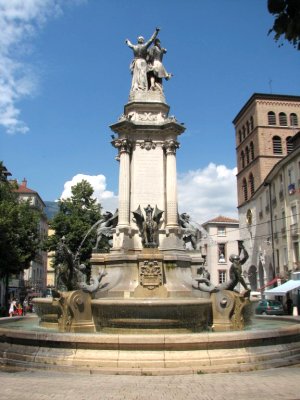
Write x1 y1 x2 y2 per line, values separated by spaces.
255 300 284 316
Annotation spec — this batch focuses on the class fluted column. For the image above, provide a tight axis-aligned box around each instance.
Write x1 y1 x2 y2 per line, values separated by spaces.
164 140 180 227
113 138 131 227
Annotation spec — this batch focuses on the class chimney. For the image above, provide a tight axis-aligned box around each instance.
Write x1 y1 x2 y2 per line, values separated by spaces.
21 178 27 188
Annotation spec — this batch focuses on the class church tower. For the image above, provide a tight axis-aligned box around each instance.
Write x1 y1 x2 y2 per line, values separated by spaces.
233 93 300 208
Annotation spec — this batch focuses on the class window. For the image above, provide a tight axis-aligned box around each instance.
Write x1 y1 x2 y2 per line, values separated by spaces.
217 226 226 236
279 112 287 126
218 243 226 263
250 141 254 160
241 151 245 168
268 111 276 125
218 270 227 284
272 136 282 154
246 121 250 135
245 146 250 164
291 205 297 225
288 167 295 184
242 178 248 201
250 116 254 131
281 209 286 233
290 113 298 126
249 173 255 196
286 137 294 154
242 126 246 140
239 130 242 143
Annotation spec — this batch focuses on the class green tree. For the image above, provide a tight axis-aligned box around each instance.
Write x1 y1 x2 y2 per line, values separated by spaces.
268 0 300 50
0 162 41 311
45 180 102 269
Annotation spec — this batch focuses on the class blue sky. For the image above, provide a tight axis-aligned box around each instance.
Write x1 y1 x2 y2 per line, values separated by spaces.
1 0 299 223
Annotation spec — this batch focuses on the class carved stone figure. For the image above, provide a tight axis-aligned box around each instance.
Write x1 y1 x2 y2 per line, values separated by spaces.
133 204 164 247
125 28 159 92
179 213 201 250
225 241 249 292
147 38 172 92
193 241 250 295
55 237 80 291
94 210 118 251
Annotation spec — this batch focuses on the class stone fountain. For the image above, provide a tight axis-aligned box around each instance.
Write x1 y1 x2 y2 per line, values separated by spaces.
34 27 251 334
1 29 300 374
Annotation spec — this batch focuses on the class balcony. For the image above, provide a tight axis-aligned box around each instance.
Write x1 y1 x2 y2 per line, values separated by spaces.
290 223 299 238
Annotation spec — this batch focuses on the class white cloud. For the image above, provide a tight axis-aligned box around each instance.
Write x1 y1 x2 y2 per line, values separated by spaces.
60 173 118 213
0 0 85 134
61 164 237 225
178 163 238 224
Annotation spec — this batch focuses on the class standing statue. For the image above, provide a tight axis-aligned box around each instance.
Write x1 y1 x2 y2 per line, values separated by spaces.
226 241 249 292
193 241 250 294
125 28 160 92
147 38 172 92
179 213 201 250
133 204 164 247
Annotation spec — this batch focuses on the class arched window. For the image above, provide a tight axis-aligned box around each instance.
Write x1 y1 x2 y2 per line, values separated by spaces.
272 136 282 154
242 126 246 140
290 113 298 126
241 151 245 168
249 173 255 196
239 130 242 143
279 112 287 126
245 146 250 164
242 178 248 201
250 116 254 131
268 111 276 125
286 136 294 154
250 141 254 160
246 121 250 135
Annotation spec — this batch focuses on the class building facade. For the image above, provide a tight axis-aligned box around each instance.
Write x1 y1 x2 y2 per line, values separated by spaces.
233 93 300 208
14 179 48 298
234 94 300 291
201 216 240 286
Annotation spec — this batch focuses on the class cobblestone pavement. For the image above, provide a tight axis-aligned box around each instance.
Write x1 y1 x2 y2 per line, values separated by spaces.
0 365 299 400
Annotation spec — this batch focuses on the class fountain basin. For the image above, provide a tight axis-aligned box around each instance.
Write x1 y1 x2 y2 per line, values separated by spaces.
0 316 299 375
92 298 211 331
33 297 212 332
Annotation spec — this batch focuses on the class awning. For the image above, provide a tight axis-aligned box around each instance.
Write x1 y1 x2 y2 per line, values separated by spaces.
265 280 300 295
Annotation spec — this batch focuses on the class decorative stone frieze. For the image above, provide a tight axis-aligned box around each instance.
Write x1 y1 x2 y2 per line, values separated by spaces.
140 138 156 150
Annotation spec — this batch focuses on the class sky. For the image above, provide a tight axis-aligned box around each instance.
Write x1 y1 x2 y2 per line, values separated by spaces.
1 0 299 224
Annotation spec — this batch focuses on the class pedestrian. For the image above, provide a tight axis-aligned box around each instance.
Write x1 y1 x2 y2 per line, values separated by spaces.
23 299 28 316
9 298 16 317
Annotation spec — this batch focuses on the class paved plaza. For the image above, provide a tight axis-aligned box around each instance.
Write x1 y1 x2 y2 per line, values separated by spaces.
0 365 299 400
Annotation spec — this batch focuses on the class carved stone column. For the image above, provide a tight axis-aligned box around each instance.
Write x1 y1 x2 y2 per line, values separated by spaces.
164 140 180 227
113 138 131 227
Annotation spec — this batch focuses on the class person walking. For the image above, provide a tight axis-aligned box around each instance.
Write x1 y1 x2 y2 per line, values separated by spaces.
9 298 16 317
